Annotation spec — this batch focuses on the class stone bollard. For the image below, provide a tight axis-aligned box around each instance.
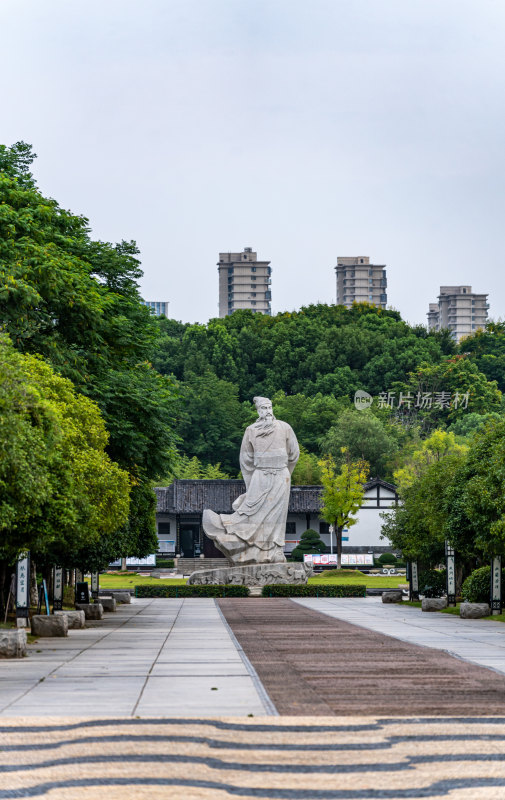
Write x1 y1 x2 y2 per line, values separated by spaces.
54 610 85 629
31 615 68 637
0 629 27 658
75 603 104 620
99 597 117 612
460 602 491 619
112 591 131 604
422 597 448 612
382 590 403 604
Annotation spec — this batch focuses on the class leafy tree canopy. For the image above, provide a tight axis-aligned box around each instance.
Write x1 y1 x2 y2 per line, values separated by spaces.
0 334 130 563
445 419 505 559
318 450 369 568
321 409 400 481
0 142 179 557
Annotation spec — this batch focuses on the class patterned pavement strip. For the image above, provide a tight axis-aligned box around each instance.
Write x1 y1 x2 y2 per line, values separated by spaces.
6 598 505 797
3 716 505 799
218 599 505 717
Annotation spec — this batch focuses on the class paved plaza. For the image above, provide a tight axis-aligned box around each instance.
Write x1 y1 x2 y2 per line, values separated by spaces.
3 597 505 797
0 599 272 718
296 596 505 675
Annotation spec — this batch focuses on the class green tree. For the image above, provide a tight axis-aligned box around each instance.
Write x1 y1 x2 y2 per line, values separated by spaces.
0 142 178 556
393 429 468 494
176 371 248 473
381 449 466 567
381 429 468 567
157 454 230 482
321 409 399 480
271 391 348 452
318 451 369 568
460 321 505 392
0 335 130 565
445 420 505 559
394 357 502 430
291 446 322 485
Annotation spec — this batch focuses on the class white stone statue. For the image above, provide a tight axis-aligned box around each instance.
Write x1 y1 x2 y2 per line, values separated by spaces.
202 396 299 565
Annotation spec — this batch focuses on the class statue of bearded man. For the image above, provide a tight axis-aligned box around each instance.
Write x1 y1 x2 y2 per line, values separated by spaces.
202 396 299 564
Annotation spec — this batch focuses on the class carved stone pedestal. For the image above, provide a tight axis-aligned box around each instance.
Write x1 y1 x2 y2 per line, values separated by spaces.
187 562 313 587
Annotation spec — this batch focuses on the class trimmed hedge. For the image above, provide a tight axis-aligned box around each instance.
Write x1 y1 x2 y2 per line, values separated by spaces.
156 559 175 568
261 584 366 598
135 584 249 598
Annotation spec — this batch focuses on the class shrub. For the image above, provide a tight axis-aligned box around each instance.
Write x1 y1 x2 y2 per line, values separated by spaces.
377 553 397 565
317 569 366 579
156 559 175 568
419 569 447 598
135 584 249 598
291 529 326 562
261 584 366 597
460 566 505 603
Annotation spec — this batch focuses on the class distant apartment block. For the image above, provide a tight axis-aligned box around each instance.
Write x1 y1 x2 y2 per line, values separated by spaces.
143 301 170 317
218 248 272 317
427 286 488 342
335 256 387 309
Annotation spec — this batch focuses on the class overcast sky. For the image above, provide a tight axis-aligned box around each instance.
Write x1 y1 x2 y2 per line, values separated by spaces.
2 0 504 325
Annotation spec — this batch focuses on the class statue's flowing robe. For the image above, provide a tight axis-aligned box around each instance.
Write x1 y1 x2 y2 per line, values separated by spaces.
202 420 299 563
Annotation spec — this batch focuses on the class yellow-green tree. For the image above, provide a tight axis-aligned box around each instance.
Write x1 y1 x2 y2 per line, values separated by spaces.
394 429 468 494
0 334 130 566
318 450 369 568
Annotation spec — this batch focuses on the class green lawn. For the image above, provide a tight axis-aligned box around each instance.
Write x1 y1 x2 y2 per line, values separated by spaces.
98 573 187 588
308 569 406 589
97 569 405 590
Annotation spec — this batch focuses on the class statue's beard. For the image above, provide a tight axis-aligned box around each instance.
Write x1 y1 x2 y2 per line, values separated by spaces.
254 413 276 437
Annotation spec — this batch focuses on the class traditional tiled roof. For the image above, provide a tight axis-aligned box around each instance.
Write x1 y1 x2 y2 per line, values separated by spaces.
155 477 396 515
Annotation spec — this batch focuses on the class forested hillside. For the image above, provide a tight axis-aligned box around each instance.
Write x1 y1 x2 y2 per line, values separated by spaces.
153 308 503 480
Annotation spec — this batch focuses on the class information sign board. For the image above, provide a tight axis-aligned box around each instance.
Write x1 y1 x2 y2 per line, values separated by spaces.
53 567 63 611
76 582 90 604
16 552 30 618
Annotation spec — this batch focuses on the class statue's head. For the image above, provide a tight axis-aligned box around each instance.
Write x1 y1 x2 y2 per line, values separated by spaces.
253 396 276 434
253 396 273 420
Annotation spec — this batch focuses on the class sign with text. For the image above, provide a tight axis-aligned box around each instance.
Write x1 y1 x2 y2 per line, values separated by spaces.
304 553 373 566
53 567 63 611
491 556 502 614
16 552 30 618
91 572 99 599
76 582 90 604
109 555 156 568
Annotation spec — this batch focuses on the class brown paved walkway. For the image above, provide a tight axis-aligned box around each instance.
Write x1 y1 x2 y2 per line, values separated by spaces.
219 598 505 716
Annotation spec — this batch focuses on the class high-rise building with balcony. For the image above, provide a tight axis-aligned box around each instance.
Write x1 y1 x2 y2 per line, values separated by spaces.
427 286 488 342
335 256 387 309
143 300 170 316
218 248 272 317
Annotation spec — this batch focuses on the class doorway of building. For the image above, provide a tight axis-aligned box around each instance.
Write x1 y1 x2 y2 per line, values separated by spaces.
179 523 201 558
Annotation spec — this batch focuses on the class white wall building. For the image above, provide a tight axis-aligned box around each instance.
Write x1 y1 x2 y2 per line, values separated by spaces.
155 478 398 558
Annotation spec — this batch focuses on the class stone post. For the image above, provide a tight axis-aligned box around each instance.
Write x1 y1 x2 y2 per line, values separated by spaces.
445 541 456 607
15 552 30 628
491 556 502 615
409 560 419 601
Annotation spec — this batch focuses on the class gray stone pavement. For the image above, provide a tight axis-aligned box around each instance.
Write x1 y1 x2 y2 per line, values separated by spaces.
0 598 273 717
296 596 505 674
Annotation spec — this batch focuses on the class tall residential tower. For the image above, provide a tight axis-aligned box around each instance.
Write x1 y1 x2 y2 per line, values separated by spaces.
218 248 272 317
335 256 387 309
427 286 488 342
